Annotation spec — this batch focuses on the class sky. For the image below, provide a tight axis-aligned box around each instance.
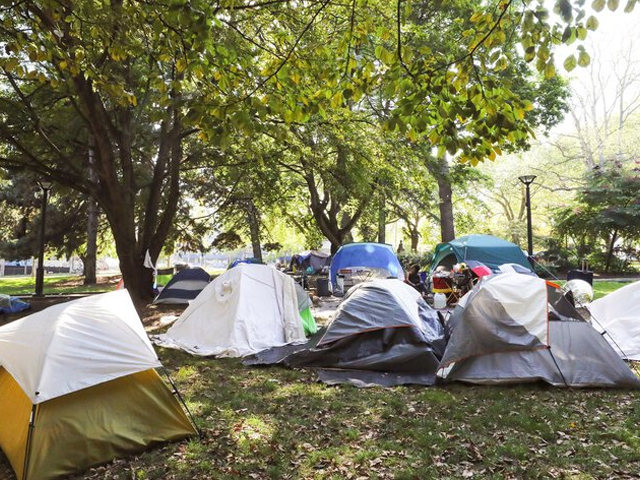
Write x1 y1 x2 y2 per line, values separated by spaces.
552 9 640 134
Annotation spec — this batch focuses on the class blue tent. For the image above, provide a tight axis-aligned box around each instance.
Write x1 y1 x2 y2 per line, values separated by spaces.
428 234 532 275
228 258 262 269
153 267 212 304
330 243 403 286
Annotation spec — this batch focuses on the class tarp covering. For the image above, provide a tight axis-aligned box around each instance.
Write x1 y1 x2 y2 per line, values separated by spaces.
153 264 313 357
429 234 532 274
445 322 640 388
0 290 161 404
0 368 195 480
282 280 447 387
588 280 640 360
330 243 403 286
153 267 211 304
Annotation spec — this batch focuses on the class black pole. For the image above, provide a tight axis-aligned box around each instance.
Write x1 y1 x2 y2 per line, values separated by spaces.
34 187 49 297
525 182 533 257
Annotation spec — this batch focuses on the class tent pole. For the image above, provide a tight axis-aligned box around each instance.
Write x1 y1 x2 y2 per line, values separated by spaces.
160 367 203 439
548 348 570 388
22 404 37 480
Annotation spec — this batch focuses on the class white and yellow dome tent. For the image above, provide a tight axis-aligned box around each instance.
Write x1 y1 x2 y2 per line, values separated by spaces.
0 290 196 480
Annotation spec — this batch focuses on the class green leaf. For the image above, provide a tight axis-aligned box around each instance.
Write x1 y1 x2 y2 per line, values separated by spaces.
578 50 591 67
586 15 599 30
592 0 606 10
624 0 637 11
607 0 620 10
564 54 577 71
545 60 556 79
577 26 588 40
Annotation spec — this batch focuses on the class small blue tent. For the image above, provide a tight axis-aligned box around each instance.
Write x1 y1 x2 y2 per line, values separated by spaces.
330 243 403 286
428 234 531 275
153 267 212 304
228 258 262 269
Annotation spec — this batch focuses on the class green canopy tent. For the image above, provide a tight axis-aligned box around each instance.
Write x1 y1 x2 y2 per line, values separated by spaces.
428 234 532 276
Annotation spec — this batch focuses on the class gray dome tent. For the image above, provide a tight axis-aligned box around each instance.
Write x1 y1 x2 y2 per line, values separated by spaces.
283 279 447 387
439 274 640 388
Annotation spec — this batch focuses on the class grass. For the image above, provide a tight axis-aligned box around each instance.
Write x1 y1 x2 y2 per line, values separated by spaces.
0 273 211 296
1 276 640 479
2 348 635 480
0 274 118 295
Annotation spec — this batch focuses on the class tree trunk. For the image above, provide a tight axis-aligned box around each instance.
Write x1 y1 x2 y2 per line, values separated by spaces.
605 230 618 273
84 140 98 285
435 159 455 242
246 200 263 262
410 228 419 252
378 190 386 244
83 196 98 285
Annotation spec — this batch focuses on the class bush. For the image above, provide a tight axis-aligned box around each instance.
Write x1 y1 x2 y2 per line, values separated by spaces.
398 251 433 270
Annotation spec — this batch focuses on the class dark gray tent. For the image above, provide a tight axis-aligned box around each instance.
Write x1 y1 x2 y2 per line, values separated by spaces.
153 267 211 304
282 279 447 387
440 274 640 388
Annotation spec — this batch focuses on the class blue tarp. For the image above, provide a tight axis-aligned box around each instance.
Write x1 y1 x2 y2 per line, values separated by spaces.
0 297 31 314
330 243 403 285
228 258 262 269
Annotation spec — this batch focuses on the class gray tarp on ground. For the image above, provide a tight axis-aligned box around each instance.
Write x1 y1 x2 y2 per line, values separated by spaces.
281 279 447 387
446 321 640 388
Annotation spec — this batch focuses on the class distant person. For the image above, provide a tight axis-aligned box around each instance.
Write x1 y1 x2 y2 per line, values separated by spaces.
405 264 426 294
397 240 405 254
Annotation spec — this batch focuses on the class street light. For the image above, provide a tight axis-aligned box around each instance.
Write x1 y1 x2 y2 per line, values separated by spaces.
518 175 536 258
34 179 53 297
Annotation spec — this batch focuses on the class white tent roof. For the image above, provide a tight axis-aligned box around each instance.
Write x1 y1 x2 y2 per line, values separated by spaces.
588 280 640 360
0 290 160 404
153 264 306 357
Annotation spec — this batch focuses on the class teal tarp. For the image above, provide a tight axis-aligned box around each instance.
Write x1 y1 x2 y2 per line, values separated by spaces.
429 234 531 274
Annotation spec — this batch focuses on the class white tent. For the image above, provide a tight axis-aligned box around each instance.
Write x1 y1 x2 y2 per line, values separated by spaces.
588 280 640 360
0 289 161 404
153 264 307 357
0 290 195 480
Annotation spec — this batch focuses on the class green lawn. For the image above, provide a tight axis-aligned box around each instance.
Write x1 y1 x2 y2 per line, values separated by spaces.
1 277 640 479
6 348 635 480
0 274 116 295
591 280 632 300
0 273 177 296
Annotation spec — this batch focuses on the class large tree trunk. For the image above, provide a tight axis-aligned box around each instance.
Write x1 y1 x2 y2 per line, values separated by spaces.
83 196 98 285
84 140 98 285
245 200 263 263
435 159 455 242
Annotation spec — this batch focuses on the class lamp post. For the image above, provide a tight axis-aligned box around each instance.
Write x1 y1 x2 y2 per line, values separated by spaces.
518 175 536 258
34 180 52 297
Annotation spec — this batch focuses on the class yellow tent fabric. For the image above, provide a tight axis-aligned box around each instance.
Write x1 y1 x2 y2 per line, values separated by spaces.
0 367 31 479
0 367 195 480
